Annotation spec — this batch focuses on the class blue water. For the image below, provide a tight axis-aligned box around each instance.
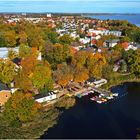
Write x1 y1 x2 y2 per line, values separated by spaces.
0 1 140 13
89 14 140 27
42 82 140 139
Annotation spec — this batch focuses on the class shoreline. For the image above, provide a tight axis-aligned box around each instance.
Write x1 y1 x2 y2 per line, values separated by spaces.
40 78 140 139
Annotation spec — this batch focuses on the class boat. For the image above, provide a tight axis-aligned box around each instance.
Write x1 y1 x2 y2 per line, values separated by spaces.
97 100 103 104
101 98 107 102
90 90 94 93
90 96 97 101
113 93 119 97
106 96 114 99
76 94 82 98
66 93 73 97
82 91 90 96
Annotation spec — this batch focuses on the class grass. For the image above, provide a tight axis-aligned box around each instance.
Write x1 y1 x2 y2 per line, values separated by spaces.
102 72 140 90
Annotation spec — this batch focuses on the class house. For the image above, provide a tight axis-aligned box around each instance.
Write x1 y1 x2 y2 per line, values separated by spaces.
47 13 52 18
0 83 11 106
0 47 19 59
93 79 107 88
79 38 90 45
34 91 57 103
86 77 97 86
105 39 120 48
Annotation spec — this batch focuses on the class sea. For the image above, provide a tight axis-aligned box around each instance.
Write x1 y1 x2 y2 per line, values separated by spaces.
88 14 140 27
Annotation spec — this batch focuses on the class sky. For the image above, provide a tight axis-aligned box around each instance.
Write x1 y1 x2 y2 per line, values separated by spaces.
0 0 140 13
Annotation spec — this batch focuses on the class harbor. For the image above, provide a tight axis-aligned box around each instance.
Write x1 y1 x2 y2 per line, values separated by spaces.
75 87 119 104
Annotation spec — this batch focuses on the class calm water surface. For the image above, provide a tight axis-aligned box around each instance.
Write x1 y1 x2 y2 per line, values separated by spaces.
42 82 140 139
89 14 140 27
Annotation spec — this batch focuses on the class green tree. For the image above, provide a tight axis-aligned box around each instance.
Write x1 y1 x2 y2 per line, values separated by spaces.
19 45 31 58
128 50 140 76
4 30 17 47
0 60 16 85
31 61 53 90
3 91 41 125
59 34 73 45
8 49 18 60
45 43 72 69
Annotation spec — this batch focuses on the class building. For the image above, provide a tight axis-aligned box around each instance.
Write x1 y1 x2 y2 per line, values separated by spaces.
0 83 11 107
0 47 19 59
47 13 52 18
34 91 57 103
105 39 120 48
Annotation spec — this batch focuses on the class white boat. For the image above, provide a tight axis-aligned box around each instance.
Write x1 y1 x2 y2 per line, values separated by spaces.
90 90 94 93
106 96 114 99
97 100 103 104
113 93 119 97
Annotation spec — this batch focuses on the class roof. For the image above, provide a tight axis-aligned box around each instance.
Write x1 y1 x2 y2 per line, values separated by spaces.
0 83 10 91
106 39 120 43
12 57 22 66
34 91 55 100
121 42 129 49
87 77 96 83
0 91 11 106
0 47 19 59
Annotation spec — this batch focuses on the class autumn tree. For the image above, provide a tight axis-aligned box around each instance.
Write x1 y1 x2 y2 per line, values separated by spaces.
0 60 17 85
19 45 31 58
3 91 41 126
59 34 73 45
86 53 106 78
8 49 18 60
45 43 72 69
14 71 34 92
127 49 140 77
53 64 73 87
73 66 89 83
18 31 28 46
4 30 17 47
43 27 58 44
31 61 53 91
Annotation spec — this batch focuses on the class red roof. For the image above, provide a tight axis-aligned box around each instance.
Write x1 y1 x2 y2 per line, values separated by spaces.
92 39 97 45
121 42 129 49
87 32 96 37
71 47 78 54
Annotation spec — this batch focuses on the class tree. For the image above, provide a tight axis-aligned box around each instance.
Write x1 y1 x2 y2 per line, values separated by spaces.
21 53 38 75
43 28 58 44
73 66 89 83
0 60 16 85
0 32 6 47
73 51 90 67
127 50 140 76
8 49 18 60
4 30 17 47
59 34 73 45
14 70 34 92
45 43 72 69
86 53 106 78
31 61 53 91
18 31 28 46
19 45 31 58
120 36 131 42
119 60 127 73
53 64 73 87
3 91 41 125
